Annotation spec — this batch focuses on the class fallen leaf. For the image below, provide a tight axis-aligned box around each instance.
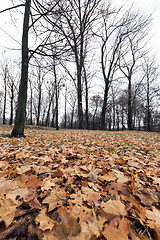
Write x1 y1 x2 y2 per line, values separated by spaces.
36 208 55 231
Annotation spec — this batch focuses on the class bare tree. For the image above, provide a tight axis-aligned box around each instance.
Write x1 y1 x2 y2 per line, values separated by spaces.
97 3 151 130
7 67 19 125
48 0 101 129
1 0 61 136
142 55 160 131
11 0 31 136
0 60 9 124
97 4 133 129
90 95 102 129
118 12 151 130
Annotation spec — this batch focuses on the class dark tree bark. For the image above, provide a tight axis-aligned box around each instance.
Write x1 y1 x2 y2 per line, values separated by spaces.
64 86 67 129
9 82 14 125
29 78 33 125
83 65 89 129
128 76 133 130
12 0 31 137
53 64 59 130
3 74 7 125
45 86 54 127
100 26 123 130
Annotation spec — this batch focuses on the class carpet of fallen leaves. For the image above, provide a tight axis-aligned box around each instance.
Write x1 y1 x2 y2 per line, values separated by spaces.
0 125 160 240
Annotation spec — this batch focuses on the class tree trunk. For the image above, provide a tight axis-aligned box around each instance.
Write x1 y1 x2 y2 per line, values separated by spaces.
64 86 67 129
101 84 109 130
53 64 59 130
3 82 7 125
45 94 53 127
37 88 41 126
147 77 151 132
77 67 83 129
116 107 120 131
29 79 33 125
70 105 75 129
9 84 14 125
83 66 89 129
128 77 132 130
11 0 31 137
51 100 55 128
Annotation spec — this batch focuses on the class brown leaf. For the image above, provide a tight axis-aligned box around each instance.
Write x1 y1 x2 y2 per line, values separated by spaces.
146 207 160 230
36 208 55 231
0 193 20 228
51 170 63 178
102 217 139 240
131 169 136 195
53 207 81 239
43 189 66 212
26 175 41 189
118 156 126 166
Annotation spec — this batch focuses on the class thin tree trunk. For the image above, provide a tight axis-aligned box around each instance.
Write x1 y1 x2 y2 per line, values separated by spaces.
101 84 109 130
45 94 53 127
3 83 7 125
77 67 83 129
12 0 31 137
147 77 151 132
51 101 55 128
29 79 33 125
128 77 132 130
9 84 14 125
70 105 75 129
53 64 59 130
37 88 41 126
64 86 67 129
83 66 89 129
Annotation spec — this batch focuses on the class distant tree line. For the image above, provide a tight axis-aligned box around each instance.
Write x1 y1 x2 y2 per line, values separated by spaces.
0 0 160 135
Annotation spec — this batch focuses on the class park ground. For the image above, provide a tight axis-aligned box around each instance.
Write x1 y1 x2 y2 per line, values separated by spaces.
0 125 160 239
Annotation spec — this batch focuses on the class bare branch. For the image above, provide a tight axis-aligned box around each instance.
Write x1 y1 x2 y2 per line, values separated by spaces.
0 4 25 14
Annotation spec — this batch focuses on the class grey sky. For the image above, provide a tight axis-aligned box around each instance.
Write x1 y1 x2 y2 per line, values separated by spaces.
0 0 160 61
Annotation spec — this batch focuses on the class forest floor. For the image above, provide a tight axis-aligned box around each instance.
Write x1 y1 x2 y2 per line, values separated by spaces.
0 125 160 240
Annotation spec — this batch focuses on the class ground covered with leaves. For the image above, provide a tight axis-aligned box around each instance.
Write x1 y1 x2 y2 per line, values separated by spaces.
0 125 160 240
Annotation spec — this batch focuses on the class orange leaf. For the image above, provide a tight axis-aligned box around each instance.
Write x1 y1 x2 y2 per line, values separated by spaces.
131 169 136 195
118 156 126 166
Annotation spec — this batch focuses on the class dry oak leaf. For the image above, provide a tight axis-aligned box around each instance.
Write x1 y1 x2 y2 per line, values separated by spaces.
83 193 101 208
15 151 29 160
135 188 159 207
36 208 55 231
53 207 81 240
118 156 127 166
43 189 66 212
121 195 148 226
0 193 20 228
0 161 9 169
26 174 41 189
15 165 32 175
98 171 117 182
146 207 160 230
131 169 136 195
112 170 130 183
100 198 127 225
41 177 56 191
39 155 52 165
105 182 130 196
128 159 141 168
79 215 100 239
43 229 58 240
51 169 63 178
102 217 139 240
0 178 18 194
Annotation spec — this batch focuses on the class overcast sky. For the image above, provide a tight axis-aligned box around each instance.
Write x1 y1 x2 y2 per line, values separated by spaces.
0 0 160 63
